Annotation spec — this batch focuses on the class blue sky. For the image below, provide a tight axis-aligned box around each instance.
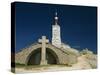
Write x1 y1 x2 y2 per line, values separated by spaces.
15 2 97 53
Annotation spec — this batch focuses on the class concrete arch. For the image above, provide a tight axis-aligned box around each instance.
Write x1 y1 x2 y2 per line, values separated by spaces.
25 44 59 65
46 48 59 64
15 43 77 65
25 47 59 65
26 48 41 65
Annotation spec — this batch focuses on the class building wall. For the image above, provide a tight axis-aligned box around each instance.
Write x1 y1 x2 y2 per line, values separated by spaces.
52 25 61 48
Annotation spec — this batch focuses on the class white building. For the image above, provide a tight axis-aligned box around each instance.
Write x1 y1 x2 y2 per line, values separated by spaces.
52 12 71 49
52 12 61 48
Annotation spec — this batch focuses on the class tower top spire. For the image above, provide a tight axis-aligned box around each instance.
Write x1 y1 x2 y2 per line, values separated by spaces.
54 11 58 25
55 11 57 17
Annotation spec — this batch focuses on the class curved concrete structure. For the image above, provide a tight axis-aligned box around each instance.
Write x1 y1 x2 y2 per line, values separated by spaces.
15 43 79 65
